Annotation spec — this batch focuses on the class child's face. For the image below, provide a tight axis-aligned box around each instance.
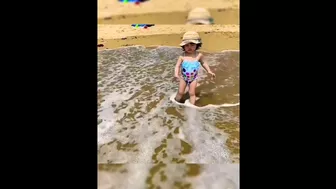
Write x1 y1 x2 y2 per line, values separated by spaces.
184 43 197 53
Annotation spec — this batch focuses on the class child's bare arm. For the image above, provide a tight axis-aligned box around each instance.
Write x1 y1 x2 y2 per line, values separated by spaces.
199 53 214 74
174 56 183 77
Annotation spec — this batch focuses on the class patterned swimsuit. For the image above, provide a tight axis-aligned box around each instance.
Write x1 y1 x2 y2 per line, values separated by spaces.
181 54 201 85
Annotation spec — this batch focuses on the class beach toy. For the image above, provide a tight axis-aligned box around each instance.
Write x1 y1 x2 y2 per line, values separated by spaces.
131 24 155 29
118 0 149 3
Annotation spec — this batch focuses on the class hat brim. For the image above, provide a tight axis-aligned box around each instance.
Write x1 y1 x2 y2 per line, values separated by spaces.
186 19 211 25
179 39 201 46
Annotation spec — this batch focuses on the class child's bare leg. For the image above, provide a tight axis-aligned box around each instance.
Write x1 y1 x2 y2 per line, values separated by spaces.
184 86 189 94
188 81 197 105
175 79 187 102
184 81 199 94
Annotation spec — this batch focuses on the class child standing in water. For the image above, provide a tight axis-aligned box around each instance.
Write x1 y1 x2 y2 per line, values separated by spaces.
174 31 216 105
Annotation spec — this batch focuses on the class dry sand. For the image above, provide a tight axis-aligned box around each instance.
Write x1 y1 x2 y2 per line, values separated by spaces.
98 25 239 52
98 0 239 24
97 0 239 52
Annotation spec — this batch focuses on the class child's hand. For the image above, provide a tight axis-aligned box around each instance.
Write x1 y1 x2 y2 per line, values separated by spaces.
172 75 181 82
208 71 216 79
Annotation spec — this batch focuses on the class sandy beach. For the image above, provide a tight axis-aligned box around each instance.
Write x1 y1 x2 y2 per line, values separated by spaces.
98 0 239 25
98 1 240 189
98 0 239 52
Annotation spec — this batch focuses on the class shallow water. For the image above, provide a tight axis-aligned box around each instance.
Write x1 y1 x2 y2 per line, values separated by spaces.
98 46 239 189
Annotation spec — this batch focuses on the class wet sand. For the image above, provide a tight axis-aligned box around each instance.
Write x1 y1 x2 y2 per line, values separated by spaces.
98 25 239 52
98 47 239 188
99 163 239 189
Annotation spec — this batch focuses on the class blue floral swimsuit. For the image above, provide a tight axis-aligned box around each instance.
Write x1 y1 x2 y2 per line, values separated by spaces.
181 53 201 86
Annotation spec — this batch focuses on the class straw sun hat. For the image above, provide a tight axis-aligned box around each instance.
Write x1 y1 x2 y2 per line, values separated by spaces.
179 31 202 47
186 8 213 25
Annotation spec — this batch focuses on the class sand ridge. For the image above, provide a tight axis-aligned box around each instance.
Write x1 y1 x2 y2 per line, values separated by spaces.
98 25 239 52
98 25 239 39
